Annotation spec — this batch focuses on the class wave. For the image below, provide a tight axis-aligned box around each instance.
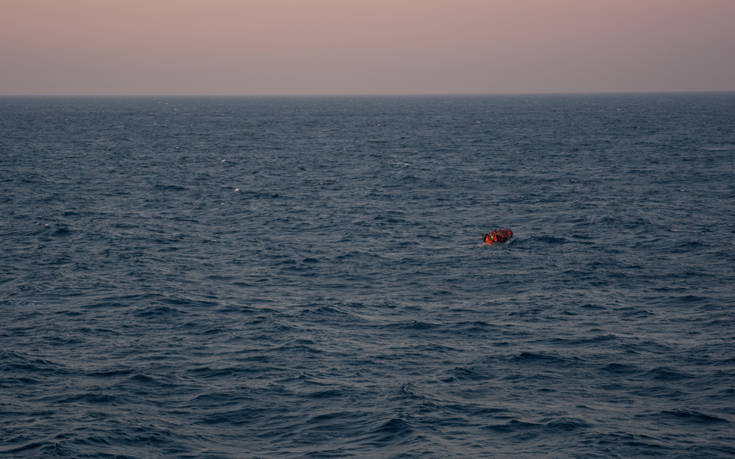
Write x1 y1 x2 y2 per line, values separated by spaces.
485 417 591 434
659 410 730 424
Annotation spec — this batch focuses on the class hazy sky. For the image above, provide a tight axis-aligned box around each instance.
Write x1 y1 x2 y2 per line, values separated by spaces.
2 0 734 95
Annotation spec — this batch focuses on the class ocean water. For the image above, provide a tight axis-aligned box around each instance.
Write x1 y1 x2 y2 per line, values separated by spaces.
1 93 734 457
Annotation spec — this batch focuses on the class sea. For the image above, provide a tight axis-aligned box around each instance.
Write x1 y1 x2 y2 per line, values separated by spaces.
1 93 734 458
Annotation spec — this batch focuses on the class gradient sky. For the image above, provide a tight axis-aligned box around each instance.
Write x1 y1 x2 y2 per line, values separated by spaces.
2 0 734 95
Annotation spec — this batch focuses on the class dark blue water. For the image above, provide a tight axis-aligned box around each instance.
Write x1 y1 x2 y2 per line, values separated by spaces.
2 94 734 457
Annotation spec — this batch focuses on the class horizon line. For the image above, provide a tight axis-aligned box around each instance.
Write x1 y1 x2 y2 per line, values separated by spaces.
2 89 734 98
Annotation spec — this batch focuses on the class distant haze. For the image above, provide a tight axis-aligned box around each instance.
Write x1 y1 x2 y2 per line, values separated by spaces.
2 0 734 95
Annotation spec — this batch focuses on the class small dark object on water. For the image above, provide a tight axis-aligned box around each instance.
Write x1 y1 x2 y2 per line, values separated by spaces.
483 228 513 244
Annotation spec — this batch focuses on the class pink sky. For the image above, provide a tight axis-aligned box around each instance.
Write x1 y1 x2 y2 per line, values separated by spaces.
1 0 734 95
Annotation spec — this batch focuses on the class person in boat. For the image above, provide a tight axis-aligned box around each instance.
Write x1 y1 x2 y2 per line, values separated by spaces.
483 228 513 244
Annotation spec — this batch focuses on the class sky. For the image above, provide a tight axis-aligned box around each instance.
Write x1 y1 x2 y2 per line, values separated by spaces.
1 0 734 95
